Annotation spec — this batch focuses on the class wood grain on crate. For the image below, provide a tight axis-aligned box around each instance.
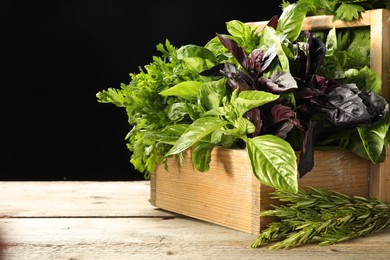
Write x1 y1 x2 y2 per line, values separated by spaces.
151 147 370 234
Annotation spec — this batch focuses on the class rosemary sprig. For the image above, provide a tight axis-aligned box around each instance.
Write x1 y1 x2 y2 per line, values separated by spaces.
251 187 390 249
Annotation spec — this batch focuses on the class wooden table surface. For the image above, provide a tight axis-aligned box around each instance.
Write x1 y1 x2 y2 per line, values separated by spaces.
0 181 390 260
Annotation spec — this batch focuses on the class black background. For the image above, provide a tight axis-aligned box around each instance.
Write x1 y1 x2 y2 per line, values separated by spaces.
1 0 281 181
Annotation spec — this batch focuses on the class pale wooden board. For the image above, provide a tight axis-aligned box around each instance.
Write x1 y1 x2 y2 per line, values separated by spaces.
0 181 176 218
1 218 390 260
0 181 390 259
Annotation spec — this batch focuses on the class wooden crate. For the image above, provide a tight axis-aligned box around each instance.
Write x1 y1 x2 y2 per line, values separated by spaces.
150 148 369 234
150 9 390 234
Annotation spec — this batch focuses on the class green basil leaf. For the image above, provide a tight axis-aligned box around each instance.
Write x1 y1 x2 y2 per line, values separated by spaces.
344 28 370 69
143 124 189 145
277 3 308 42
161 124 190 144
317 54 345 79
246 135 298 193
325 27 337 54
234 90 279 117
226 20 248 38
260 26 290 72
178 45 218 72
343 66 382 94
177 44 217 63
199 78 227 110
231 117 256 136
165 117 228 156
166 102 189 121
159 81 202 100
358 116 390 163
202 107 227 117
192 143 215 172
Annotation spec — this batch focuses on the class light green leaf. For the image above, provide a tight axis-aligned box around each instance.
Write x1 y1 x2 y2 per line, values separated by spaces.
199 78 227 110
160 124 190 145
343 66 382 94
277 3 308 42
325 27 337 54
246 135 298 193
165 117 228 156
202 107 227 117
177 44 217 63
358 114 390 163
260 26 290 72
159 81 203 100
234 90 280 117
178 45 218 72
235 117 256 135
166 102 190 121
225 20 248 38
192 143 214 172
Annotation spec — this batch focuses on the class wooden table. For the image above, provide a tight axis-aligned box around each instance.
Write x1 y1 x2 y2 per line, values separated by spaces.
0 181 390 259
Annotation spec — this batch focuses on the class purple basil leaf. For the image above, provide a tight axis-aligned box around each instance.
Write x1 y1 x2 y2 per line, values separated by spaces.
257 72 297 93
216 33 249 70
358 90 389 123
314 84 371 127
267 15 278 30
272 104 299 125
294 86 323 100
260 44 277 73
298 120 321 177
220 62 255 91
271 121 295 139
270 72 298 91
268 104 303 138
199 63 225 77
312 75 337 92
306 31 326 80
248 48 264 79
247 108 262 137
293 43 307 80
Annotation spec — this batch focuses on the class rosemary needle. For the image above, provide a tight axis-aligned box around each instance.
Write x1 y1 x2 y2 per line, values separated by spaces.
250 187 390 249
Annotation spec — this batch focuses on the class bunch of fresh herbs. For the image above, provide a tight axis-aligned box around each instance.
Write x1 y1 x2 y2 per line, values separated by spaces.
97 2 390 193
250 187 390 249
96 1 390 249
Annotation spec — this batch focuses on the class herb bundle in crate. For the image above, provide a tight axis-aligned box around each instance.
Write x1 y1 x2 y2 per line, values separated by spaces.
97 2 390 237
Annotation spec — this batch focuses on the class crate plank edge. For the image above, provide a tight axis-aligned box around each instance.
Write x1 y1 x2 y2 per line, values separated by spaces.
150 9 390 234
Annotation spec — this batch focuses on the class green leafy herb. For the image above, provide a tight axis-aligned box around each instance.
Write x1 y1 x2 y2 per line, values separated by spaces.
96 40 213 179
283 0 390 21
251 187 390 249
97 3 390 194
